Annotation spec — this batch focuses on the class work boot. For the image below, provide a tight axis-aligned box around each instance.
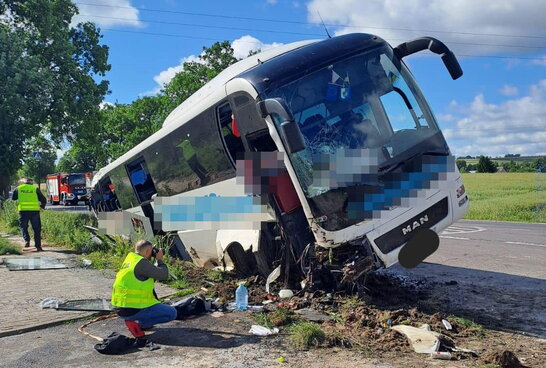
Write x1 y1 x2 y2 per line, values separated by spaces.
124 320 145 338
24 242 30 248
36 247 43 252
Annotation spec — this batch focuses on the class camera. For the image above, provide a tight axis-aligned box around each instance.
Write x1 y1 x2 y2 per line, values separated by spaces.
151 246 159 258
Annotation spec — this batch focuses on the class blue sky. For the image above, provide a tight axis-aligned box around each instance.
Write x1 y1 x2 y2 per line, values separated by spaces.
73 0 546 157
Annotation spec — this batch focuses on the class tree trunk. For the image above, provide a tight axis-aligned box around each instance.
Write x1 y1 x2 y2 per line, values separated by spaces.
0 174 11 199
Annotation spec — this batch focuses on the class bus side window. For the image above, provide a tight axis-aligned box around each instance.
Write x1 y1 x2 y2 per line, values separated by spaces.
126 157 157 203
218 103 245 163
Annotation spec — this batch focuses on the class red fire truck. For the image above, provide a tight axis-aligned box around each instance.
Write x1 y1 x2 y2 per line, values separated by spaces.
46 172 92 206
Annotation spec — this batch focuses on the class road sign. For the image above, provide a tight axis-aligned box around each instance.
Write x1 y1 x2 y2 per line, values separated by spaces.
33 152 42 161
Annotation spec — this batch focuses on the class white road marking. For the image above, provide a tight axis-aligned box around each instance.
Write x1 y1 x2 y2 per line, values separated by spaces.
441 225 486 235
440 236 470 240
505 241 545 248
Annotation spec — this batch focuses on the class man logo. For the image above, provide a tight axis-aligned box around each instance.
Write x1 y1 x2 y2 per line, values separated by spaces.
402 215 429 235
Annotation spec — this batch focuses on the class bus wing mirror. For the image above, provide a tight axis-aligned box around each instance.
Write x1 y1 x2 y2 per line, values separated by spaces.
394 37 463 80
256 98 306 154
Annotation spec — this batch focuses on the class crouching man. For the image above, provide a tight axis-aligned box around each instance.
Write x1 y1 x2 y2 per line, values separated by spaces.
111 240 177 338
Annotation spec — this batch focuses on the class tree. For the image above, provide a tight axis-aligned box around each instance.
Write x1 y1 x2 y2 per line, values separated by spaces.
19 137 57 187
163 41 238 110
456 159 467 171
57 144 98 173
0 0 110 197
476 156 497 173
66 41 239 166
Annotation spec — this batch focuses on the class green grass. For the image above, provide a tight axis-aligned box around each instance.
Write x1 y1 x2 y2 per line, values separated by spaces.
289 322 326 349
0 237 21 255
462 173 546 222
0 199 98 252
448 315 485 334
254 307 298 329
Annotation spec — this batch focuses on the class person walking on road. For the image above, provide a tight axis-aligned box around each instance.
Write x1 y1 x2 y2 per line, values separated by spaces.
111 240 177 338
12 178 47 251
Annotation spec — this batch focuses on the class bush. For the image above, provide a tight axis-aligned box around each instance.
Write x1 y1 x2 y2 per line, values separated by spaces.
290 322 326 349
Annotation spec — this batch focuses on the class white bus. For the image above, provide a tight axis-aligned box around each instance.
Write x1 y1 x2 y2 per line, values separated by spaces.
91 33 469 281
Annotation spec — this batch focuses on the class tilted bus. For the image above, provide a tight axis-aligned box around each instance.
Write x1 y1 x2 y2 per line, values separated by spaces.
90 33 469 281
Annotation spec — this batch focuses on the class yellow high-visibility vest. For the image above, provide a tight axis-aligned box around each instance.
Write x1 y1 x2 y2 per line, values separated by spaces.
17 184 40 211
111 252 160 309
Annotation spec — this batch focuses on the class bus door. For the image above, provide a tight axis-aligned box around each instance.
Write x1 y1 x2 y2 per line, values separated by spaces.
226 93 313 262
226 93 301 215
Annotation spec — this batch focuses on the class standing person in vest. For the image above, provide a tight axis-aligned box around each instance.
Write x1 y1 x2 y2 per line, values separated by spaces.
12 178 47 251
111 240 177 338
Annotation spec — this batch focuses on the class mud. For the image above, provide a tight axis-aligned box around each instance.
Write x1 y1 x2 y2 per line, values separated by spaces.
481 350 526 368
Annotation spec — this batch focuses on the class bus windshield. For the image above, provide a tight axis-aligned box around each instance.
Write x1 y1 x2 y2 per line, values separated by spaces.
262 46 449 230
68 174 86 186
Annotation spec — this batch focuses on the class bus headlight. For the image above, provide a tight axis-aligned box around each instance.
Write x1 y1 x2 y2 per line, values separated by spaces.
456 184 466 198
458 195 468 207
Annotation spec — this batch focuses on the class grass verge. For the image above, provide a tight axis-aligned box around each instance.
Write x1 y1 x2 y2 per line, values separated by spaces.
289 322 326 349
0 199 97 252
0 237 22 255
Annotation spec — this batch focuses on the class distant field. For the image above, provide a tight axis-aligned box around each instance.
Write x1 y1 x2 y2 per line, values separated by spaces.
461 173 546 223
462 156 537 166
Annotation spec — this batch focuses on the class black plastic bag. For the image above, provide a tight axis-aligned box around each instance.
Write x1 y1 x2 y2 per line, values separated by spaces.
94 332 137 355
173 297 206 320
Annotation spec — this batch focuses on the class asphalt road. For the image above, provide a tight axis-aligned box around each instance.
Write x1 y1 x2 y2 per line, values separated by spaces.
433 219 546 280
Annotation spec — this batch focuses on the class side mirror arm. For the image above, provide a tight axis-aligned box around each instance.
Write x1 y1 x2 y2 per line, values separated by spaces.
394 37 463 80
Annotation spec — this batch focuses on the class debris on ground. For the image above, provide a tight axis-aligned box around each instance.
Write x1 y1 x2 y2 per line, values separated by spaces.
294 308 332 322
249 325 279 336
481 350 526 368
39 297 62 309
57 298 113 312
391 324 442 354
3 256 67 270
441 319 452 330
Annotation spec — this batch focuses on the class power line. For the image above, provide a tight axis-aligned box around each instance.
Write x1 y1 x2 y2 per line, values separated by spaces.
73 1 546 40
75 14 546 50
99 28 546 62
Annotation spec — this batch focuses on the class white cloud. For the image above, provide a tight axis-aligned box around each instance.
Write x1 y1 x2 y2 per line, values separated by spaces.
231 35 283 60
74 0 142 28
441 80 546 156
531 55 546 67
142 35 283 96
307 0 546 56
499 84 519 96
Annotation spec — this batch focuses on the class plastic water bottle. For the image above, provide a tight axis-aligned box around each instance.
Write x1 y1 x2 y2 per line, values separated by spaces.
235 283 248 310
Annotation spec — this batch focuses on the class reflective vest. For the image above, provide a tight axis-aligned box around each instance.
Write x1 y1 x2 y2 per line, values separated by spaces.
111 252 160 309
17 184 40 211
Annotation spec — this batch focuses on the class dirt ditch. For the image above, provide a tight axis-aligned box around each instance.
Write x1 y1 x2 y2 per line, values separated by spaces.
169 261 545 367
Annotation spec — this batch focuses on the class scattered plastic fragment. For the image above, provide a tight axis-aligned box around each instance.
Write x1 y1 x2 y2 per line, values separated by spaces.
249 325 279 336
82 258 92 266
391 324 440 354
442 319 452 330
279 289 293 299
266 265 281 293
277 356 285 363
39 297 61 309
431 351 452 360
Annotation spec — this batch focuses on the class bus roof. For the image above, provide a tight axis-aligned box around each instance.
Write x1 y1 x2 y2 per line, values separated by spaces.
92 39 317 186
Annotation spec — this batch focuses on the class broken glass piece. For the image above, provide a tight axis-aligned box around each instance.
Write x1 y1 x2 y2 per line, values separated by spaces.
2 257 67 271
57 299 113 312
